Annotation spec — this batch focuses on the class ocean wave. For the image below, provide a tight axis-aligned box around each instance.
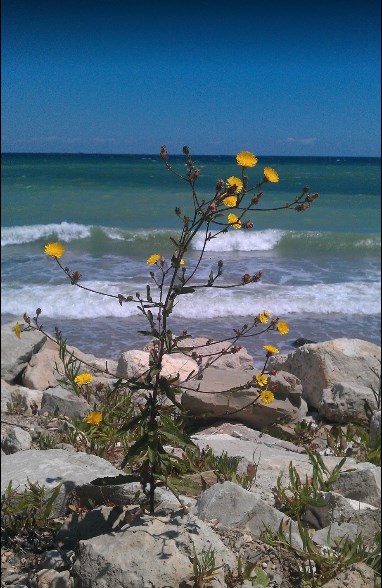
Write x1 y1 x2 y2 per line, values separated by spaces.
2 222 380 256
2 279 380 320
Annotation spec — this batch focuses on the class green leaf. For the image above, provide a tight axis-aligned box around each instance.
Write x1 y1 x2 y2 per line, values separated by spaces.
120 434 150 468
118 409 149 433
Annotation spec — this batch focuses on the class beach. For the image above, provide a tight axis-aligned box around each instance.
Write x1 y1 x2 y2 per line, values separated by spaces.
1 153 381 366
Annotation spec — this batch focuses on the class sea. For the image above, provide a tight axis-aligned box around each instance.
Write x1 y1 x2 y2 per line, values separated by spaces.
1 153 381 368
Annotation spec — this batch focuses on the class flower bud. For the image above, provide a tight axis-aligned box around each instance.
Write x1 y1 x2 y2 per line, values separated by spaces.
251 192 263 205
242 273 251 283
182 146 190 155
207 202 217 213
242 221 254 230
160 145 167 161
252 271 263 282
303 185 310 193
215 179 225 191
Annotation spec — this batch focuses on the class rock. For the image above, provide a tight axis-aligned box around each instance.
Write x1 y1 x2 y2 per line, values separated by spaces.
40 386 90 419
35 568 72 588
2 426 32 453
1 321 47 383
148 336 254 371
191 431 357 507
74 512 237 587
330 462 381 507
56 505 126 547
369 410 381 449
1 449 120 516
117 349 198 383
22 339 118 390
304 490 380 544
292 338 317 347
39 549 68 571
319 562 378 588
319 382 378 424
312 522 368 548
1 379 13 411
10 384 44 413
268 338 381 410
182 368 306 430
194 481 302 548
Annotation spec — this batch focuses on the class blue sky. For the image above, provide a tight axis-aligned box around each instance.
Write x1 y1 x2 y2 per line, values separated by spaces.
1 0 381 156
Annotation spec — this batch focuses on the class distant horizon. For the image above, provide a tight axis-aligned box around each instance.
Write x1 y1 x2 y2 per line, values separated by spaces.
2 151 381 159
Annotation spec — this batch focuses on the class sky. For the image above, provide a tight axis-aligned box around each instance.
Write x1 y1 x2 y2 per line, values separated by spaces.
1 0 381 156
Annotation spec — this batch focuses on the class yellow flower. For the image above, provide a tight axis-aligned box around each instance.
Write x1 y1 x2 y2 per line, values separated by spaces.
258 313 269 324
180 259 185 265
227 213 241 229
256 373 268 387
263 167 279 183
226 176 243 193
259 390 275 404
277 321 289 335
44 242 65 258
263 345 279 355
13 322 22 339
147 254 161 265
74 373 93 386
236 151 258 168
86 411 103 425
223 195 237 207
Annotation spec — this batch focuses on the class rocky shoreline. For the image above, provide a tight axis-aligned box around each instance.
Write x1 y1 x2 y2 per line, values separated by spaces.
1 321 381 588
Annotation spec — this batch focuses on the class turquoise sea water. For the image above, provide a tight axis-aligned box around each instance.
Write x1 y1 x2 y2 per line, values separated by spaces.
1 153 381 366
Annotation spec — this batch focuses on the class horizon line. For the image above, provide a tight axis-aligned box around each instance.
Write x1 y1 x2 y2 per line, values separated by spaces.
2 151 381 159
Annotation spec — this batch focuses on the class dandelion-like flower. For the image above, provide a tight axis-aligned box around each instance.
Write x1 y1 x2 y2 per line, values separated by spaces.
44 242 65 258
236 151 258 168
259 390 275 404
223 195 237 207
227 213 241 229
180 259 185 265
226 176 243 193
13 322 22 339
256 373 268 387
74 373 93 386
277 321 289 335
147 254 161 265
258 313 269 324
263 345 279 355
86 411 103 425
263 167 279 183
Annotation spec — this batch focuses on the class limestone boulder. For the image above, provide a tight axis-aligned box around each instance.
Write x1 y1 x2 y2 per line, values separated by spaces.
117 349 198 383
145 336 254 371
268 338 381 410
369 410 381 449
74 512 237 588
1 379 13 411
1 321 47 383
22 338 118 390
319 563 378 588
1 449 121 516
319 382 378 424
182 368 307 429
41 386 90 420
2 426 32 454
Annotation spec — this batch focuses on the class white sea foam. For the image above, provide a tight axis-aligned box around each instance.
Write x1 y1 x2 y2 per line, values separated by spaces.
191 229 285 252
2 280 380 320
1 222 92 246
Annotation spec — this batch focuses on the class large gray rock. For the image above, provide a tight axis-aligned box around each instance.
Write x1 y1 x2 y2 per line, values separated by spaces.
146 336 254 371
182 368 306 429
369 410 381 449
10 384 44 413
1 449 120 516
1 379 13 411
41 386 90 419
268 338 381 410
319 382 378 424
319 562 378 588
117 349 198 383
194 481 302 547
304 490 380 544
74 513 237 587
312 522 371 548
2 426 32 454
22 338 119 390
330 462 381 507
191 431 357 507
1 321 47 383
